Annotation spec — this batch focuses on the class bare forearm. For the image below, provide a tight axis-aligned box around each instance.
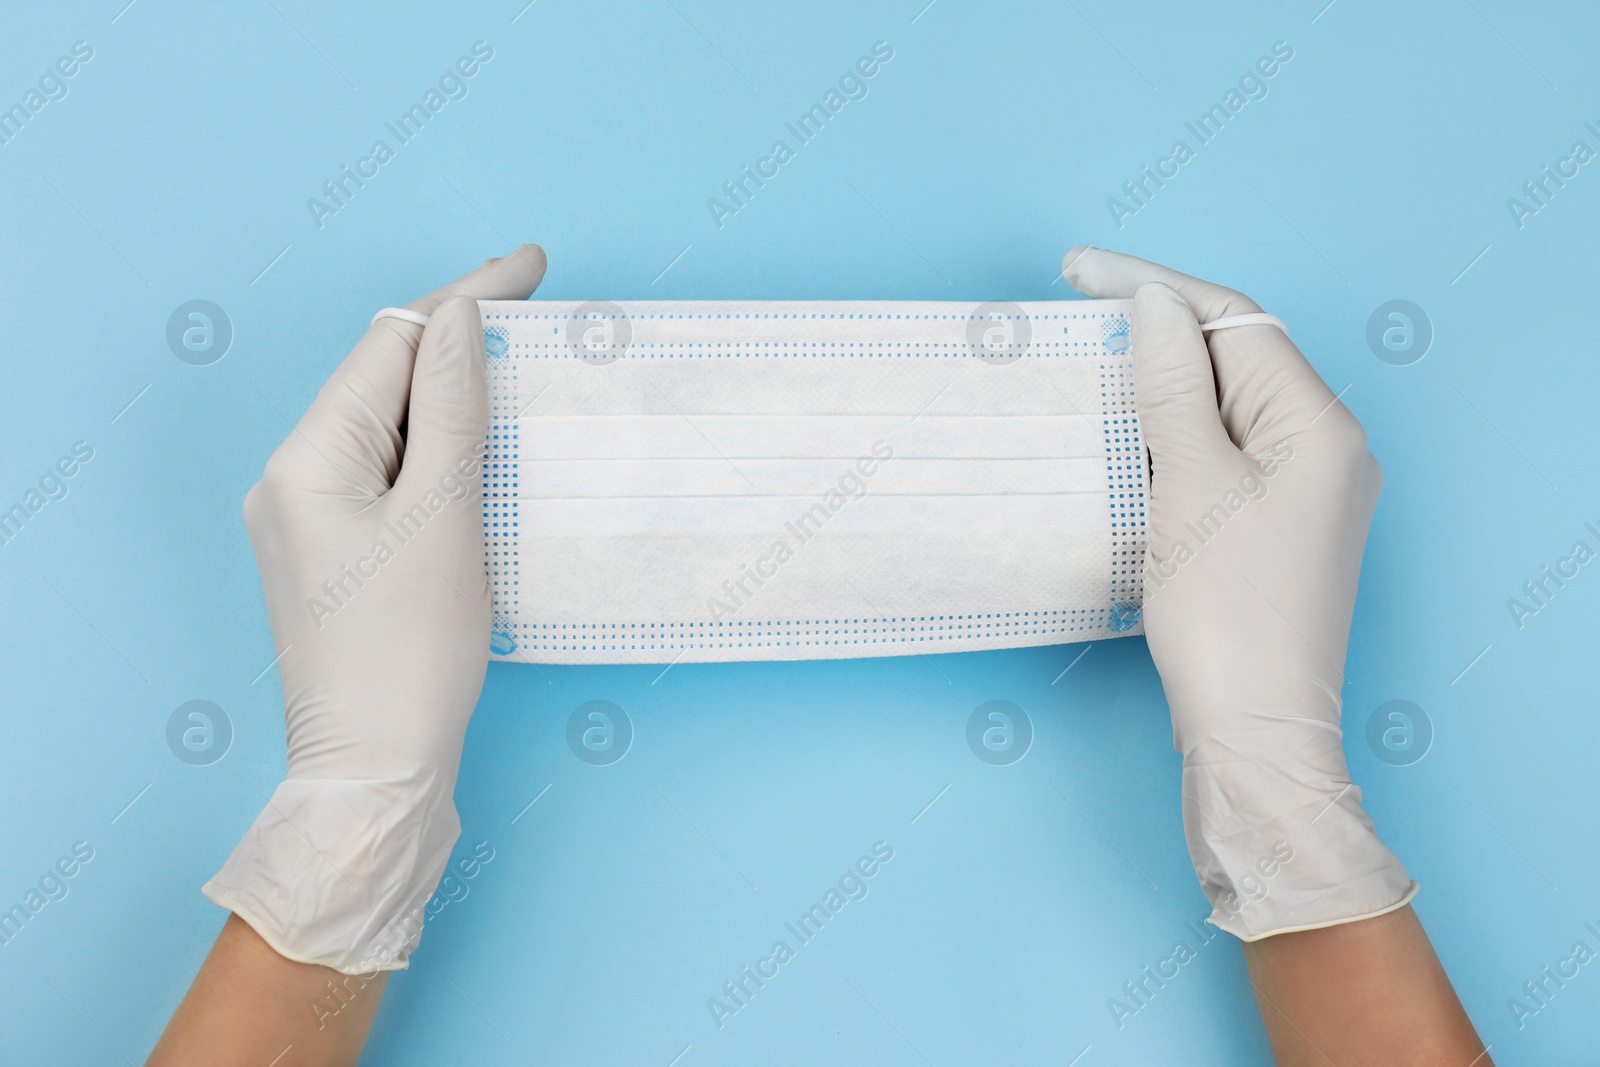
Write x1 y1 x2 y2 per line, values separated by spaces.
148 914 387 1067
1242 906 1488 1067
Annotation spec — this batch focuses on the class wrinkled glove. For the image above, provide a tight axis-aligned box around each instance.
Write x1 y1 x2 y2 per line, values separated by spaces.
1063 247 1415 940
204 246 547 973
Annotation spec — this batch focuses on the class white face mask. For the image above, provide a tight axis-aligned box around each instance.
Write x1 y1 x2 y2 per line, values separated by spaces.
475 298 1148 664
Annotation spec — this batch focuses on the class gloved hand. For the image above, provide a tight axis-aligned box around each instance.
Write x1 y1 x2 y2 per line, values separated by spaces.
204 246 548 973
1062 247 1415 940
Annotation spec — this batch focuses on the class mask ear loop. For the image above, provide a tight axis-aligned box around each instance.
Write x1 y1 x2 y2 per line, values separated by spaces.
371 307 432 327
1199 312 1288 337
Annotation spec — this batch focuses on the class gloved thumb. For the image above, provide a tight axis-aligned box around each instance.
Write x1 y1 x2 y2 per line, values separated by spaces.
392 296 486 498
1132 282 1237 481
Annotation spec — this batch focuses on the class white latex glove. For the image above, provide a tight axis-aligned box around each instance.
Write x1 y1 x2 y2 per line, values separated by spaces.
204 246 548 973
1063 247 1415 940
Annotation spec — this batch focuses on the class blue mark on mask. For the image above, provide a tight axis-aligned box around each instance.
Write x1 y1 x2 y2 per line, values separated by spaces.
1101 317 1131 355
490 627 517 656
1108 601 1141 632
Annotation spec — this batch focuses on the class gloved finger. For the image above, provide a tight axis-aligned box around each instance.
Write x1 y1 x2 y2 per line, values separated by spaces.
283 245 547 498
1063 246 1261 321
391 296 487 502
1132 282 1237 484
406 243 548 317
1062 247 1337 453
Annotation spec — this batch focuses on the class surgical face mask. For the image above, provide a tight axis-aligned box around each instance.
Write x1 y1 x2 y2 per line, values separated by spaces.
473 299 1149 665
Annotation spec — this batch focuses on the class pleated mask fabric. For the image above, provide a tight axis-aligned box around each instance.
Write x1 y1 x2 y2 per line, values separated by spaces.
474 299 1147 665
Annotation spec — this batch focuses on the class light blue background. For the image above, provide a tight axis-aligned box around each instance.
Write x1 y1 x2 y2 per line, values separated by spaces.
2 1 1596 1063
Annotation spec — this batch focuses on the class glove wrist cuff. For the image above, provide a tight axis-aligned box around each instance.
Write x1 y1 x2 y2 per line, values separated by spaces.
203 774 460 975
1184 760 1413 941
